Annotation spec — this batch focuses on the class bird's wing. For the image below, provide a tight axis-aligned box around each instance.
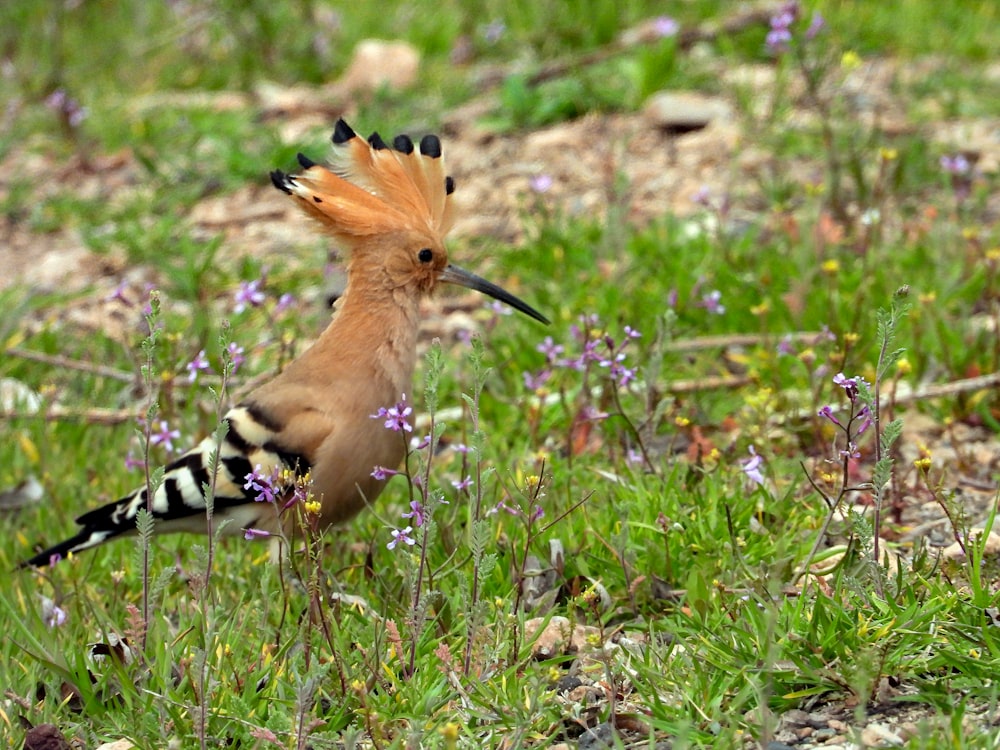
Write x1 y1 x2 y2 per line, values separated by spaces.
21 401 326 567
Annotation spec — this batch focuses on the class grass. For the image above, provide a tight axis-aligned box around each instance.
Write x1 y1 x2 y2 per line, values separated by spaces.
2 0 1000 747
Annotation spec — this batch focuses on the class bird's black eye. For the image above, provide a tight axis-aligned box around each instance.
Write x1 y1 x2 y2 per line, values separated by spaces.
418 248 434 263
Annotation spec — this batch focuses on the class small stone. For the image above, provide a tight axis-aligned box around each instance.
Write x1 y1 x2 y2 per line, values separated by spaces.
523 616 600 658
23 724 72 750
811 727 839 741
644 91 733 133
556 675 583 694
566 684 602 704
861 722 903 746
0 474 44 510
943 530 1000 560
336 40 420 95
578 723 617 750
0 378 42 413
778 708 812 728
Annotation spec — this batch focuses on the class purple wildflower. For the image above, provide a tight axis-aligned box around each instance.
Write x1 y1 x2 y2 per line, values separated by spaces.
401 501 425 527
371 394 413 433
805 11 825 39
765 3 799 52
840 442 861 460
68 107 87 128
692 185 712 207
741 445 765 487
565 338 602 371
388 526 416 550
940 154 970 175
833 372 866 402
244 528 271 541
285 481 309 509
275 292 295 313
530 505 545 522
40 597 67 629
106 281 131 305
777 335 796 356
766 25 793 52
523 369 552 391
226 342 245 372
45 88 87 128
652 16 679 38
699 289 726 315
186 349 211 383
234 280 266 313
142 286 156 317
598 351 623 368
530 174 554 194
626 448 645 466
580 404 610 421
600 352 637 388
537 336 564 363
124 451 143 472
855 405 872 435
817 404 842 427
410 433 432 451
481 19 506 44
149 420 181 453
487 299 513 316
619 367 637 388
45 90 66 110
244 464 277 504
452 475 473 491
489 499 521 517
371 465 399 481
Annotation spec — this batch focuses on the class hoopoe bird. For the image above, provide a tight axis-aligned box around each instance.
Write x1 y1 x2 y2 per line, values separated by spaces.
22 118 547 568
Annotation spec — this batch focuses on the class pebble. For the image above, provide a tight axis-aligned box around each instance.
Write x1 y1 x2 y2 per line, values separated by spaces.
644 91 734 132
861 722 903 746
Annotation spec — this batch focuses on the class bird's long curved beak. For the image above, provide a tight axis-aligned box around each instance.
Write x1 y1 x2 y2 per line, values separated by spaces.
440 264 550 324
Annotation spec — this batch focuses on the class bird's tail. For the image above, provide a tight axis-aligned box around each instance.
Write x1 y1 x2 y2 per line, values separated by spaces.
20 501 132 568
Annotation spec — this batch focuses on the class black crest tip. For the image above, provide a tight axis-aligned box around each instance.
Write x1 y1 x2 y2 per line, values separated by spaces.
368 132 388 150
270 170 293 194
419 134 442 158
393 134 414 154
296 152 317 169
445 176 456 195
332 118 356 145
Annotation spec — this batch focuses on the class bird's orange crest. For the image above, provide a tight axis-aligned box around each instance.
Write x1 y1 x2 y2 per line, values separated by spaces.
271 119 455 244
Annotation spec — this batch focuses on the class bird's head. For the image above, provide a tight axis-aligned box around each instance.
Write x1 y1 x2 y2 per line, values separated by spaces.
271 119 548 324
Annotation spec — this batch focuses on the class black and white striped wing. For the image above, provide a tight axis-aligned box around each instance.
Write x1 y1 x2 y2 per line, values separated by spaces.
21 404 310 567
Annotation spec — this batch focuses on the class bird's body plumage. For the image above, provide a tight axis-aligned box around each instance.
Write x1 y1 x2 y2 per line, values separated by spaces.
23 119 547 568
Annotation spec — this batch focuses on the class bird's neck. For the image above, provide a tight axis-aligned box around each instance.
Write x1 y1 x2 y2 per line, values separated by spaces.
295 280 422 400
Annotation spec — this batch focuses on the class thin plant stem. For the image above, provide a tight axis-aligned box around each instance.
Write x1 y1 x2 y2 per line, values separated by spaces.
407 413 435 677
139 292 161 651
462 340 488 677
